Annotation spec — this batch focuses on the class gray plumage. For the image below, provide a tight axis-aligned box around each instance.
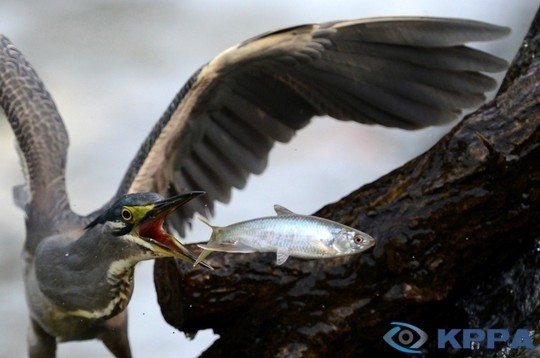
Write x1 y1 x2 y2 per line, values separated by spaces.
0 17 509 357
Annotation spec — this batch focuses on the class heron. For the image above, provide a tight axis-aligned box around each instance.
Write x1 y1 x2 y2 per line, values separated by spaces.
0 17 509 357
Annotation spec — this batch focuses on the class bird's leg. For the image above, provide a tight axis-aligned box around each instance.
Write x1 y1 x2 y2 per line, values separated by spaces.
27 318 56 358
100 310 132 358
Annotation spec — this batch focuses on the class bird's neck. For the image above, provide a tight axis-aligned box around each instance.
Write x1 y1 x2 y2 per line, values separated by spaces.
67 233 140 320
33 230 143 321
104 258 137 318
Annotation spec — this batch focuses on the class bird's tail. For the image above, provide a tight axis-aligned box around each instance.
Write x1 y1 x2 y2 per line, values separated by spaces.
193 217 221 267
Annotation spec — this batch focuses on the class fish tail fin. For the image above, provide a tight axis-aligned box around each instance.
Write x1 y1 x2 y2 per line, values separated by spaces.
194 217 221 267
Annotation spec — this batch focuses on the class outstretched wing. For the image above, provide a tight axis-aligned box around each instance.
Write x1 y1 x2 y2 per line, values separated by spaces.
0 35 80 254
115 17 510 235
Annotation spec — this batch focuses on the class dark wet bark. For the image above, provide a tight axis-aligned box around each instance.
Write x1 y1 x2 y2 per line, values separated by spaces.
154 10 540 357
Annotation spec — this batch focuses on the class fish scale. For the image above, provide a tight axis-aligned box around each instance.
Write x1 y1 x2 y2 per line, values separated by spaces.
232 216 335 255
194 205 376 266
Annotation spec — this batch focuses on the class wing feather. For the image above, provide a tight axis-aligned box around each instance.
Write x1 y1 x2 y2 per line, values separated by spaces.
0 35 83 254
114 17 510 235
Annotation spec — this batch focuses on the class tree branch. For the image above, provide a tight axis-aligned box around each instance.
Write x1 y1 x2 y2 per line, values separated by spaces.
154 10 540 356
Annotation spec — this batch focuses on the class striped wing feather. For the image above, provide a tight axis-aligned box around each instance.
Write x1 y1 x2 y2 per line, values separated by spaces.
116 17 510 235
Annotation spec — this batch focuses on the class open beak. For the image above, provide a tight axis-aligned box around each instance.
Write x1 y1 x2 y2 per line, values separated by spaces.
137 191 213 270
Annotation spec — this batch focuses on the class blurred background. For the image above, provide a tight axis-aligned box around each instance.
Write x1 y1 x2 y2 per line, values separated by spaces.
0 0 537 356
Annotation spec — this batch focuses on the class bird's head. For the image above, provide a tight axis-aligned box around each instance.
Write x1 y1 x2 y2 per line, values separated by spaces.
85 191 210 268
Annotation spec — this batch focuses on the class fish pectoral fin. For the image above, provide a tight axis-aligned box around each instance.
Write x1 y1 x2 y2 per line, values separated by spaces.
193 249 213 268
276 249 290 265
273 204 296 216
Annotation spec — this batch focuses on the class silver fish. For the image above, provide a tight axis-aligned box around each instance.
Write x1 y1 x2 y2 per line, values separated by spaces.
194 205 375 266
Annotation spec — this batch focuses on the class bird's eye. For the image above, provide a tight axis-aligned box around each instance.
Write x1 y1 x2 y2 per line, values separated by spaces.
121 207 134 222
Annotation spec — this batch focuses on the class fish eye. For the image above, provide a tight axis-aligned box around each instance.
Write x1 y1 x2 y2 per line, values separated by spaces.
121 207 134 222
354 235 364 245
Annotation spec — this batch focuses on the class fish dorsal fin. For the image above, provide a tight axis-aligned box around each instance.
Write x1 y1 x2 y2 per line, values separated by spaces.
198 216 216 229
276 249 290 265
274 204 295 216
